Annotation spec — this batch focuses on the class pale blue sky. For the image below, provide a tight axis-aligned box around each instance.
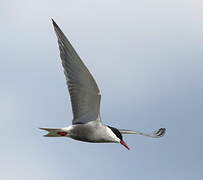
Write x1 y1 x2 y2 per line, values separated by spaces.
1 0 203 179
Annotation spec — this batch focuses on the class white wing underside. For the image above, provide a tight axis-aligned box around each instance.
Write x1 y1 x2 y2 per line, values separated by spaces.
52 20 101 124
119 128 166 138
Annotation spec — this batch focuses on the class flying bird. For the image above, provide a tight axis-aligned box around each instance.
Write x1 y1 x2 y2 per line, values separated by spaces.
40 19 166 150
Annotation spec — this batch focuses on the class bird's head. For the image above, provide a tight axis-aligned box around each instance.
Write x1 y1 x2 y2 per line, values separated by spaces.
107 126 130 150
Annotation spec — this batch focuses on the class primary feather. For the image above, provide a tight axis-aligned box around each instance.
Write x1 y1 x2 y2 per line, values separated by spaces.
52 19 101 125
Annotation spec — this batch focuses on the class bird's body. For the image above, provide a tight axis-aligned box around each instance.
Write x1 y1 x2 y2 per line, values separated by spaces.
63 122 120 143
41 121 122 144
40 19 166 150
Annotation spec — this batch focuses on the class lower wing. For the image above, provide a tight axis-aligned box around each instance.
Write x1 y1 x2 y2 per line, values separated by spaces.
118 128 166 138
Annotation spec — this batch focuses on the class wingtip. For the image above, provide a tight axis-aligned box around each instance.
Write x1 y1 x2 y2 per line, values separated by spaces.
156 128 166 137
51 18 58 28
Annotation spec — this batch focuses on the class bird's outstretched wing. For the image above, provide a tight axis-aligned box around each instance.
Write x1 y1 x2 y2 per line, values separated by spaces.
118 128 166 138
52 19 101 124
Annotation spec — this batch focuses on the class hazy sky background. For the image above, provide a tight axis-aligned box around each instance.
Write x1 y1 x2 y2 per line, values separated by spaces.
1 0 203 179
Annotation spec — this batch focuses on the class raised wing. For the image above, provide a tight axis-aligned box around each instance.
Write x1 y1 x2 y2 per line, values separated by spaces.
118 128 166 138
52 19 101 124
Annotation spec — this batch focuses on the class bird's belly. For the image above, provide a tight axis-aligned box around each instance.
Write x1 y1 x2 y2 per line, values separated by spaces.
71 136 113 143
70 124 114 143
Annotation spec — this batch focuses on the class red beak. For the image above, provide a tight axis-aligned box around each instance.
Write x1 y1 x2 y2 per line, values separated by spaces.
120 140 130 150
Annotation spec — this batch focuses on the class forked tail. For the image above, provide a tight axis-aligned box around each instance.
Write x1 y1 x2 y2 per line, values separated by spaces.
39 128 68 137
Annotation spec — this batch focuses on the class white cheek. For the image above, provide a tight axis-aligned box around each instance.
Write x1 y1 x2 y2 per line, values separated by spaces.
106 127 120 143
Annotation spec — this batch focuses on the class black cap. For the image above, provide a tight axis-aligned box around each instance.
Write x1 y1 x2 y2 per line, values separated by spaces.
107 126 123 140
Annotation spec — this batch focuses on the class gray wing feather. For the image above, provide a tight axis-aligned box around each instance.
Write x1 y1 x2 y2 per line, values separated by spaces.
119 128 166 138
52 19 101 124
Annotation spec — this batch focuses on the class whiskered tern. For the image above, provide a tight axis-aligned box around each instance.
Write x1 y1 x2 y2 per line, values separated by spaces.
40 19 166 150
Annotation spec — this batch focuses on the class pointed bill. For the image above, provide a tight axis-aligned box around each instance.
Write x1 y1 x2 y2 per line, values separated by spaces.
120 140 130 150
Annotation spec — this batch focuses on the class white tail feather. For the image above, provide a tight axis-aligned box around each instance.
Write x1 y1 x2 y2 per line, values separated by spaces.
39 128 66 137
